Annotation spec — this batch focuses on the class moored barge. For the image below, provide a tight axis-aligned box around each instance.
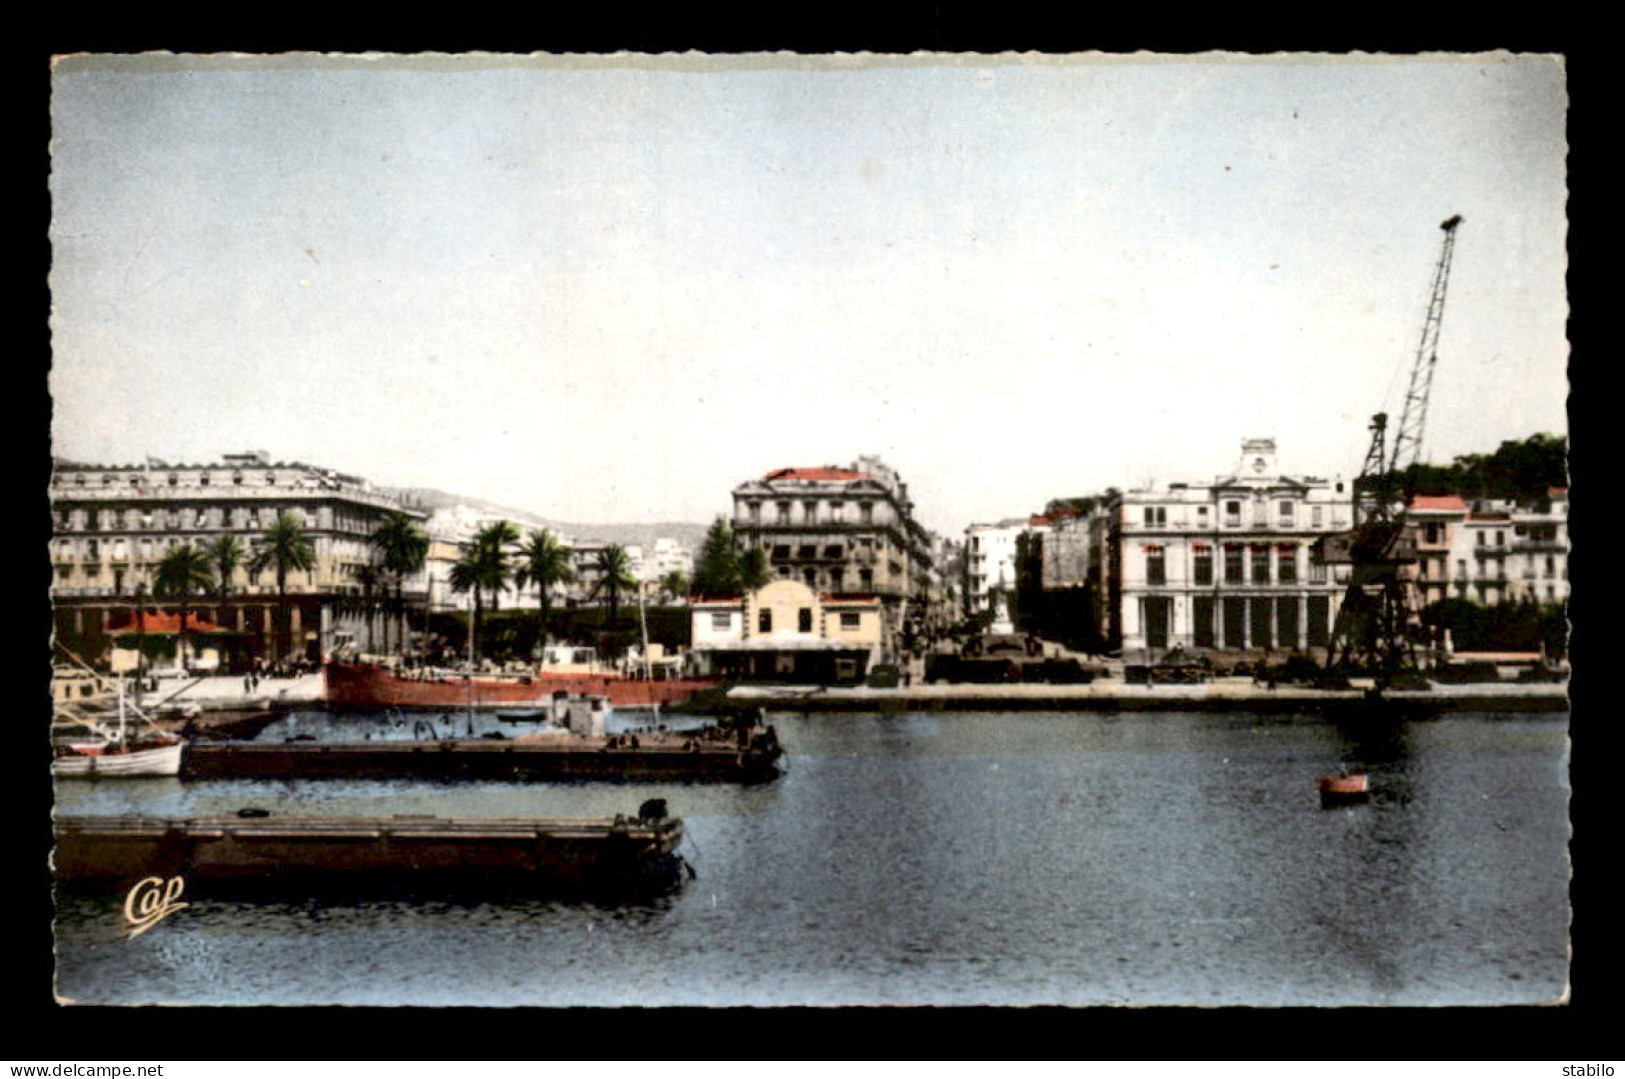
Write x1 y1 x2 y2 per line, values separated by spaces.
53 804 685 890
181 726 783 783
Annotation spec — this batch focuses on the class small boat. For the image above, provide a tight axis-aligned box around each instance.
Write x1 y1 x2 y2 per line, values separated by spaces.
1317 771 1371 807
53 739 184 778
53 655 187 779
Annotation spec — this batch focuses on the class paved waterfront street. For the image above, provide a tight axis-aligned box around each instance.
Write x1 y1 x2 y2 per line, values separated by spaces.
133 672 324 712
725 677 1569 712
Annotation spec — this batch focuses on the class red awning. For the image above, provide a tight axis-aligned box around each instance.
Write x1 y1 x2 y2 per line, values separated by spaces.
107 612 236 636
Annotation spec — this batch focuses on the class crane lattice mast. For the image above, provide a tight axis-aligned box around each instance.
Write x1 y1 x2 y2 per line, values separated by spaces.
1319 215 1463 684
1388 214 1463 486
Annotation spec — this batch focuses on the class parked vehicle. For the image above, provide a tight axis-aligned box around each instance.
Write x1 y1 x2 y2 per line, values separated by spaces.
924 634 1095 684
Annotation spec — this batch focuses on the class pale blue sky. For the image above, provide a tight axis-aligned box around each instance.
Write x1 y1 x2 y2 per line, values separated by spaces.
49 53 1568 534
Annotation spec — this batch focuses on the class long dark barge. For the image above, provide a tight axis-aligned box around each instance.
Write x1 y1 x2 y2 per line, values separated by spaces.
53 805 684 890
181 732 783 783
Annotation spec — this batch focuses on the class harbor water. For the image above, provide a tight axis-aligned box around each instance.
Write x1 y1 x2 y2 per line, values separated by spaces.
51 709 1570 1007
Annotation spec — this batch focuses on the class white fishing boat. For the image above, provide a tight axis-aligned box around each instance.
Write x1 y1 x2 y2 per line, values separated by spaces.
52 648 186 779
53 739 184 778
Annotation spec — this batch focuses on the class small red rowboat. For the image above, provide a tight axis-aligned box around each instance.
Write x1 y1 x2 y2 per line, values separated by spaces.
1317 772 1370 807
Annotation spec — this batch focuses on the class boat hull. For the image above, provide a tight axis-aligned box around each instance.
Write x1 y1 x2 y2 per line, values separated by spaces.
322 662 721 710
1317 773 1371 807
182 737 783 783
53 742 184 778
53 811 684 891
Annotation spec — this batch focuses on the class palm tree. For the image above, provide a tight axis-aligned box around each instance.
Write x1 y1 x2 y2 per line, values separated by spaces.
449 521 519 666
249 511 317 663
205 532 246 671
345 561 386 654
205 534 245 603
515 529 573 654
154 542 215 672
594 544 637 626
369 511 429 656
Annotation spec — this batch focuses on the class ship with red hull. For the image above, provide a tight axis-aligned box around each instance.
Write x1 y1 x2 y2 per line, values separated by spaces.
322 661 722 711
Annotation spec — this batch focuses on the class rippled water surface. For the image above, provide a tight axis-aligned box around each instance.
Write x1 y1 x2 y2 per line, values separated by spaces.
52 710 1570 1006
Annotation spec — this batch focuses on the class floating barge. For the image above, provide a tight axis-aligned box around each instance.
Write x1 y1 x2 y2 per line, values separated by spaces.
53 805 684 890
181 731 783 783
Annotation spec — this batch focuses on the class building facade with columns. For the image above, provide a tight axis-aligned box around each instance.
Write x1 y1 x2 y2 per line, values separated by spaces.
1111 438 1354 655
50 451 429 667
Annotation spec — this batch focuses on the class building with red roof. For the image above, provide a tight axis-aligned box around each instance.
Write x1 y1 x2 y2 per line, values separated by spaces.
730 456 943 656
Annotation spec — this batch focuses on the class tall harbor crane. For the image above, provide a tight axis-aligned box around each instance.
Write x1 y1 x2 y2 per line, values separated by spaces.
1316 215 1463 682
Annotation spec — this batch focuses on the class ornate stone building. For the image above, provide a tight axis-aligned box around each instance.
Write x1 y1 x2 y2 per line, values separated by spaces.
730 456 935 655
1108 437 1354 655
50 451 428 667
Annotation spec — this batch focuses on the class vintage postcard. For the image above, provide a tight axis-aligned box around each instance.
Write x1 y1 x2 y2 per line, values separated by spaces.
46 51 1570 1009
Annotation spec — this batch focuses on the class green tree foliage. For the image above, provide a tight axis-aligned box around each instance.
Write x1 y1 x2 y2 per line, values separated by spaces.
249 512 317 661
154 542 215 669
205 534 245 602
594 543 637 626
1044 495 1103 517
693 516 745 596
1421 597 1567 659
449 520 519 665
515 529 573 652
1365 433 1568 503
740 546 771 591
658 569 691 604
369 512 429 654
342 562 386 653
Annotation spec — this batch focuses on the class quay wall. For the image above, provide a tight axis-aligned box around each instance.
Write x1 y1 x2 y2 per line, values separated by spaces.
725 679 1569 714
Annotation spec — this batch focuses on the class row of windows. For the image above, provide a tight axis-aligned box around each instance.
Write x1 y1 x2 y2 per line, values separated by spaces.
736 608 864 633
57 506 329 532
1139 502 1343 530
58 471 291 488
744 500 877 526
774 566 876 590
1141 545 1319 586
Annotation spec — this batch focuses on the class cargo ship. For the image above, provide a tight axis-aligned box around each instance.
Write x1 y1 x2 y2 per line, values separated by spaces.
322 660 722 711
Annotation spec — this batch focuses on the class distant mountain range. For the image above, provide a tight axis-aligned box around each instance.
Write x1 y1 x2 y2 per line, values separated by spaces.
384 487 711 551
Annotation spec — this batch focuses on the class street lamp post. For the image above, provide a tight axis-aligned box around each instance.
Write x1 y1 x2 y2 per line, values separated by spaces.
128 581 149 708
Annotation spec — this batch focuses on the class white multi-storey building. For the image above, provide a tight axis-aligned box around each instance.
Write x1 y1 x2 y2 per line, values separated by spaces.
1447 489 1569 607
1113 438 1353 655
50 451 429 664
963 519 1028 622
